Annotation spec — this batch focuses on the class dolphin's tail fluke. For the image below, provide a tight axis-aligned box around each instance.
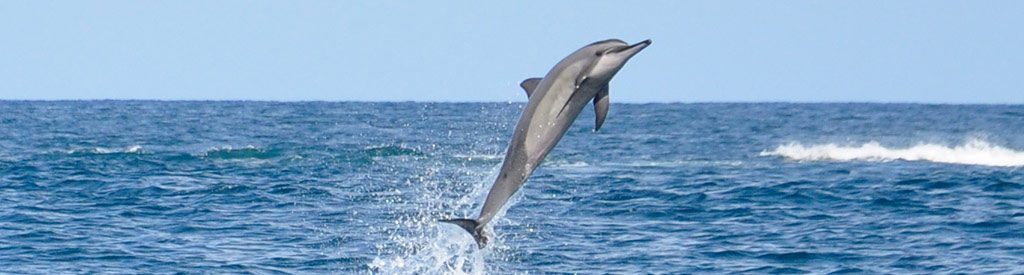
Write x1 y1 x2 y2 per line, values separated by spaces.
439 218 488 249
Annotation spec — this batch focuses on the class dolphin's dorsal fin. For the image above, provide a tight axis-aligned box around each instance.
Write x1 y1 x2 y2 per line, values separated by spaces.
593 84 609 131
520 78 542 97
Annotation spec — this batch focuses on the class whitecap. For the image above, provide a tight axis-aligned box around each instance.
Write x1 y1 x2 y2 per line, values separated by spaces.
125 145 143 153
761 139 1024 167
65 145 145 155
548 160 590 168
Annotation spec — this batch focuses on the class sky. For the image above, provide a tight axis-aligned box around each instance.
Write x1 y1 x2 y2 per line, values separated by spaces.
1 1 1022 103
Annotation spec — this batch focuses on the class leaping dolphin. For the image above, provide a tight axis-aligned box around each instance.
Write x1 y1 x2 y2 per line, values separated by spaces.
441 39 651 248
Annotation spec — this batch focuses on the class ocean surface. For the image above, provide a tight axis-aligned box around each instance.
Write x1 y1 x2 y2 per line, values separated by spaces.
1 101 1023 274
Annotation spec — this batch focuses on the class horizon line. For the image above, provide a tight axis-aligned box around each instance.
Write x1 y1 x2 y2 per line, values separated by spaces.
0 98 1022 106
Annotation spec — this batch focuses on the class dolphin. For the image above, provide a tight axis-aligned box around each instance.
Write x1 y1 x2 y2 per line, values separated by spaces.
441 39 651 248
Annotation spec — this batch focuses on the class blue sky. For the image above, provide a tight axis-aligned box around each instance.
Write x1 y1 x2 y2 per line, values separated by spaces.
1 1 1021 103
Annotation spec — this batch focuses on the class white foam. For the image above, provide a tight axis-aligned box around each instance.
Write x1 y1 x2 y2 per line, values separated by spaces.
65 145 144 155
761 139 1024 167
548 160 591 168
125 145 143 153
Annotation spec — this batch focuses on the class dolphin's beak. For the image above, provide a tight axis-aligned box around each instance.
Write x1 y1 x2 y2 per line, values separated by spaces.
628 39 652 52
609 39 651 58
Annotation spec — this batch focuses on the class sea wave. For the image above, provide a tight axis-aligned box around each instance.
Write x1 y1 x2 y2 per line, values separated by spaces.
65 145 144 155
200 145 281 160
761 139 1024 167
452 154 503 161
547 159 591 168
363 145 425 157
613 160 745 168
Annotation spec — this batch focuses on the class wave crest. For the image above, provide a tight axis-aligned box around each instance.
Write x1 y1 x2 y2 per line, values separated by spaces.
363 145 425 157
66 145 144 155
201 146 281 160
761 139 1024 167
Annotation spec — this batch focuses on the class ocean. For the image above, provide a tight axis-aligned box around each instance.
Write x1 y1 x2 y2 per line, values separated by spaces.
1 101 1022 274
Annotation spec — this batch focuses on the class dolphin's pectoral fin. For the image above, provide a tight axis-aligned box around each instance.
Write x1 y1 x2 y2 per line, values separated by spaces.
519 78 542 98
593 85 609 131
439 218 488 248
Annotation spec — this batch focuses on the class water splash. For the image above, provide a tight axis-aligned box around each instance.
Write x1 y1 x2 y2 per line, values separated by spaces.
761 138 1024 167
369 163 517 274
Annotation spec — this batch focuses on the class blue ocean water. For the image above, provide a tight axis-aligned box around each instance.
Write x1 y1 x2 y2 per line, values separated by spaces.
1 101 1023 274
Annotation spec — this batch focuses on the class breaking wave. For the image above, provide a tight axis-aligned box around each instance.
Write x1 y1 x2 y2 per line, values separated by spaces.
761 139 1024 167
200 145 281 160
65 145 144 155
